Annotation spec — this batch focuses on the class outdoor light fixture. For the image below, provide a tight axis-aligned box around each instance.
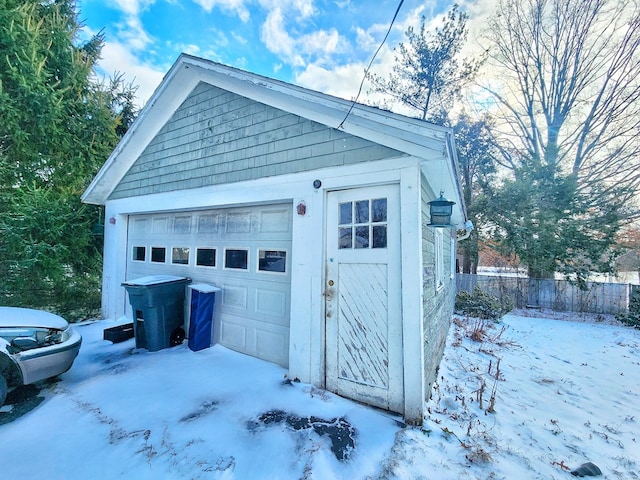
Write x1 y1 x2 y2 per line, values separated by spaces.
313 179 322 189
297 201 307 216
428 191 456 227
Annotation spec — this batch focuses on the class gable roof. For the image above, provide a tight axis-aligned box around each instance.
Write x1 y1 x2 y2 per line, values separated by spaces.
82 54 464 218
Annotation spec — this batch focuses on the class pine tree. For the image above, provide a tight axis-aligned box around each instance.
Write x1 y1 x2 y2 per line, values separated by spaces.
0 0 137 318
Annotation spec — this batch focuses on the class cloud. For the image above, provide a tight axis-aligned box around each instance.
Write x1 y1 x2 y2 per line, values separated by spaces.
295 62 367 101
230 31 248 45
260 4 346 68
258 0 315 19
109 0 156 53
191 0 251 22
97 41 165 106
260 7 300 65
117 15 154 51
112 0 156 16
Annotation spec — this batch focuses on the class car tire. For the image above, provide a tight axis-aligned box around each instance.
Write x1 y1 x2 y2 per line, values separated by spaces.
0 374 7 406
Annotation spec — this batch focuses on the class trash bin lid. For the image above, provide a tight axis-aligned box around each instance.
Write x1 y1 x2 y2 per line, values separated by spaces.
122 275 190 286
188 283 222 293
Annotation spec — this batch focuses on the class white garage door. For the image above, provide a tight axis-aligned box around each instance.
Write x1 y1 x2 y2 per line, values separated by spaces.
125 203 292 367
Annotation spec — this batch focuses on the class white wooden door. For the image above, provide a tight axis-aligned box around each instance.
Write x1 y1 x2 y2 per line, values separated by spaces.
325 185 403 412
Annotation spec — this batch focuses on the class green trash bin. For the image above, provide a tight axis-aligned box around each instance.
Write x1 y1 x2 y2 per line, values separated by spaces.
122 275 191 352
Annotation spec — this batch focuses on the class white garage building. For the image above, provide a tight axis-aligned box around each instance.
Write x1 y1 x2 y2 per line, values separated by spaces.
82 54 468 424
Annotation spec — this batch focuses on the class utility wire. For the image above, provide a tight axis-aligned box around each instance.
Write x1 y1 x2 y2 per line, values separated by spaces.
337 0 405 129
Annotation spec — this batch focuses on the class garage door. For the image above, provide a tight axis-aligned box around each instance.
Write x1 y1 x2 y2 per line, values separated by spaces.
125 203 292 367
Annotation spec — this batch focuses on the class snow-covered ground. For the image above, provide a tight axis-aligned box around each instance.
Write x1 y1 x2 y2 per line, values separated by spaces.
1 311 639 479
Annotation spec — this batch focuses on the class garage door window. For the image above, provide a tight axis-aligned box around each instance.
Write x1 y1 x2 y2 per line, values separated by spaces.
151 247 166 263
258 250 287 273
132 246 146 262
224 248 248 270
196 248 216 267
172 247 190 265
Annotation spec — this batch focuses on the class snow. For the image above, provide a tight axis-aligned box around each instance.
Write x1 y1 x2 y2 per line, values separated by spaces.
122 275 190 286
189 284 223 294
1 311 639 479
0 306 69 329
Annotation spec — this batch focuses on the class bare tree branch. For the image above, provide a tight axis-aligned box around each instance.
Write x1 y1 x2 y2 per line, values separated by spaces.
483 0 640 206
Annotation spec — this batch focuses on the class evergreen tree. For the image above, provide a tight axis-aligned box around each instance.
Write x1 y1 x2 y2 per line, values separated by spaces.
0 0 137 318
481 162 620 287
483 0 640 284
367 5 490 273
368 4 481 122
454 114 497 274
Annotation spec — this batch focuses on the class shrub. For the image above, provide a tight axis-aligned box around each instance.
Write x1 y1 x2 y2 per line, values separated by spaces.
616 288 640 329
455 287 513 321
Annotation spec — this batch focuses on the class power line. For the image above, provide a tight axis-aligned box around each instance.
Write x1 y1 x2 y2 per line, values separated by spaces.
337 0 405 129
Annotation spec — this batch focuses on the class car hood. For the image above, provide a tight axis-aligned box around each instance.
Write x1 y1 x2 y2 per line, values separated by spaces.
0 307 69 330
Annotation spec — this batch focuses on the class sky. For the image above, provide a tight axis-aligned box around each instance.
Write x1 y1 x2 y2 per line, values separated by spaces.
1 311 639 478
75 0 492 107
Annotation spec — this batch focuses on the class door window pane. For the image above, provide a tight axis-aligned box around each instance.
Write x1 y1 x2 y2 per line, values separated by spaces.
372 198 387 222
337 196 388 249
339 227 352 249
339 202 352 225
196 248 216 267
355 226 369 248
355 200 369 223
372 225 387 248
225 249 248 270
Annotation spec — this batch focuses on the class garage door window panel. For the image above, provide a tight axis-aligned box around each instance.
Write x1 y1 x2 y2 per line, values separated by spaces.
196 247 217 267
172 247 190 265
258 249 287 274
132 246 146 262
224 248 249 270
198 214 219 233
151 247 166 263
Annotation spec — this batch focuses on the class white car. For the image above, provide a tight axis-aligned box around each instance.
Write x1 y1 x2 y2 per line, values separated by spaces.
0 307 82 405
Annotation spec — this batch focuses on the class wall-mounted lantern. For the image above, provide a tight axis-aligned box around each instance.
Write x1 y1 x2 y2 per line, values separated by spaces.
297 201 307 216
428 192 456 227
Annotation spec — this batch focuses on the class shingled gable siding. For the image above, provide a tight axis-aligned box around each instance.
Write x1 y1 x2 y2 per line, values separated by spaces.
109 82 405 200
421 174 455 403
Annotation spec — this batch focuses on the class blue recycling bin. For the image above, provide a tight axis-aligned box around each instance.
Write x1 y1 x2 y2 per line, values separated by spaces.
188 284 222 351
122 275 191 352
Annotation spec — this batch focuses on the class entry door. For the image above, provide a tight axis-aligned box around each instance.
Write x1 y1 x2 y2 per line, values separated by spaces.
325 184 403 412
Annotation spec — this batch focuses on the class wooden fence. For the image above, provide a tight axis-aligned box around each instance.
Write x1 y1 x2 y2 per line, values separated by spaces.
456 274 637 315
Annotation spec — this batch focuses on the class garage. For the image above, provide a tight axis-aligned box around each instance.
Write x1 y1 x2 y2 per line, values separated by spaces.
83 54 468 423
125 203 292 367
